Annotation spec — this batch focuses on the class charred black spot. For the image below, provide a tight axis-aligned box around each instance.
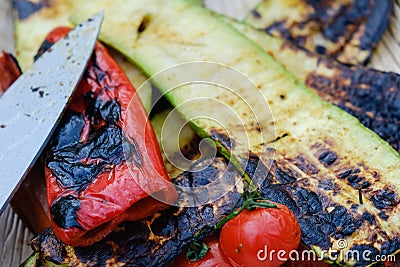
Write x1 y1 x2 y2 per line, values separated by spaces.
123 135 143 168
13 0 45 20
138 15 151 33
260 185 301 216
258 0 392 64
269 133 289 144
151 212 178 237
271 162 297 184
356 212 375 227
30 86 40 92
345 244 379 266
305 205 356 244
187 158 220 186
318 150 338 166
47 124 124 191
51 111 85 150
315 45 326 54
339 169 352 179
347 174 363 188
330 206 356 237
251 9 261 19
34 40 54 61
74 241 114 266
297 217 332 249
180 135 203 160
381 238 400 256
378 211 389 220
265 20 292 40
350 203 359 210
209 129 235 150
242 154 272 187
292 155 319 175
318 179 334 190
50 195 82 229
360 0 392 51
369 188 399 209
305 65 400 153
95 98 121 124
293 187 322 215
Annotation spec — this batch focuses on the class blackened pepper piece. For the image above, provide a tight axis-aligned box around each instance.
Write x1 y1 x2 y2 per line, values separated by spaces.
47 124 124 191
95 98 121 124
50 195 82 229
52 111 85 150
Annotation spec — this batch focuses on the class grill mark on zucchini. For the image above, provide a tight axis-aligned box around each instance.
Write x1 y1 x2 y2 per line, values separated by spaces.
245 0 393 65
229 20 400 153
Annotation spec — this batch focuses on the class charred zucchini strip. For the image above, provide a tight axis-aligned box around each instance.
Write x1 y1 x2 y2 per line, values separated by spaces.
227 19 400 153
244 0 393 65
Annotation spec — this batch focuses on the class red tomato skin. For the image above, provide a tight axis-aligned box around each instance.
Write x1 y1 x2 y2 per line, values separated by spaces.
219 204 301 267
174 238 232 267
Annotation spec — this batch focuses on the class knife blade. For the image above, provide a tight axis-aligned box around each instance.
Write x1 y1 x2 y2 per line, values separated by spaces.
0 11 104 214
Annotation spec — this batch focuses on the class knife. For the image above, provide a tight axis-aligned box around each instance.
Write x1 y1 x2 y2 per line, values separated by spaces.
0 11 104 214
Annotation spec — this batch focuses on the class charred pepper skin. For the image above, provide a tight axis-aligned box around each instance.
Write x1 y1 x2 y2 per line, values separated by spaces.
39 27 177 247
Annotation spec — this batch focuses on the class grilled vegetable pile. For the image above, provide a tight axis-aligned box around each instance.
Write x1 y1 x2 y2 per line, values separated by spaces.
8 0 400 266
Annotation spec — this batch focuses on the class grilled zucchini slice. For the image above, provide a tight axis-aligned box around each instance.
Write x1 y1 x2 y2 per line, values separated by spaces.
70 1 400 265
12 0 152 110
244 0 393 65
227 19 400 153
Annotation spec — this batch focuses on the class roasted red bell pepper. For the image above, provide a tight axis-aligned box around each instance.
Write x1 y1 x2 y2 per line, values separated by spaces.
39 27 177 246
0 52 21 95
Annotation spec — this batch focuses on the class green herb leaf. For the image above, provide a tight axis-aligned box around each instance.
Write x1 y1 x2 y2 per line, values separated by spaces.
186 241 210 261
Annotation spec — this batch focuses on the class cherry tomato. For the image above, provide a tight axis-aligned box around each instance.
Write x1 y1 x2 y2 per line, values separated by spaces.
219 203 301 267
174 237 232 267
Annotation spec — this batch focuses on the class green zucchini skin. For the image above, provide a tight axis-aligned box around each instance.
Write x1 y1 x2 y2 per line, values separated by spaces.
67 1 400 266
227 19 400 153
